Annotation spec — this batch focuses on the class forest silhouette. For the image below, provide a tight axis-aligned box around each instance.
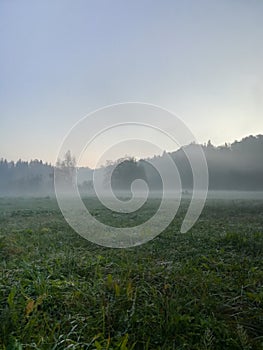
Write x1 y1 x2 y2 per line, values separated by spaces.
1 134 262 196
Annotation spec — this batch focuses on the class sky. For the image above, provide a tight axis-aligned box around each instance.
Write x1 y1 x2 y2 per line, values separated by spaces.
1 0 263 168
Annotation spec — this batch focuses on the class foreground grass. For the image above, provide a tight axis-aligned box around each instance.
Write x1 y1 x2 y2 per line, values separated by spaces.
0 197 263 349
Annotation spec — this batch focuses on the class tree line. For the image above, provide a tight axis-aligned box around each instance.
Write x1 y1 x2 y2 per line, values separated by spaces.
0 134 263 196
0 159 54 196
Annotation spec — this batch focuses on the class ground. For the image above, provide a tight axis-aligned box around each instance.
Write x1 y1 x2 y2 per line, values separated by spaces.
0 197 263 349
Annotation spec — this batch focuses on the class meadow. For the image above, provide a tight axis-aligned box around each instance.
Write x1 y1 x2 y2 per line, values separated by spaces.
0 197 262 349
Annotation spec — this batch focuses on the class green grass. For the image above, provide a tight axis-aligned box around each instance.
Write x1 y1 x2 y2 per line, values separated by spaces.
0 197 263 349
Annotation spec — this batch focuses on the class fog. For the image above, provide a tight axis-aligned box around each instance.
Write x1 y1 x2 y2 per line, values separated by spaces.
0 135 263 199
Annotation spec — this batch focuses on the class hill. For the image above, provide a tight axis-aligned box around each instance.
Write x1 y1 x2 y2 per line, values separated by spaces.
0 134 263 195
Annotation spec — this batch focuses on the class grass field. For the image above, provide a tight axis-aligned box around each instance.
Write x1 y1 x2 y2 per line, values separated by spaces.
0 197 263 349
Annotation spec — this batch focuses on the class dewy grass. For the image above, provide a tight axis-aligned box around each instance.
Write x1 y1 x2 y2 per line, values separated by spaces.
0 197 263 349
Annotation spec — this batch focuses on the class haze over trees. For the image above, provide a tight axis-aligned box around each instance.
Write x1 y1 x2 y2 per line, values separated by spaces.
55 150 76 193
0 159 54 196
142 135 263 191
104 157 147 192
0 134 263 196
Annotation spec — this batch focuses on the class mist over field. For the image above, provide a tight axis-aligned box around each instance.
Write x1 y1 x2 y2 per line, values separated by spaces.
1 134 263 198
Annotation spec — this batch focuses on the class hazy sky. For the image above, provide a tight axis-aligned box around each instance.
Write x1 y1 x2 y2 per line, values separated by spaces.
1 0 263 167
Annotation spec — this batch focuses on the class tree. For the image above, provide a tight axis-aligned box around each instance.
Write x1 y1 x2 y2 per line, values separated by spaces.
56 150 76 189
104 157 147 192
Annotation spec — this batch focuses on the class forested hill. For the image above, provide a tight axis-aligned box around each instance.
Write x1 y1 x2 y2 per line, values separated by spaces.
0 134 263 195
143 134 263 191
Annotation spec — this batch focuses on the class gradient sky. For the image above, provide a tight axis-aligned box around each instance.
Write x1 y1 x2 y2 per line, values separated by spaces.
1 0 263 167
